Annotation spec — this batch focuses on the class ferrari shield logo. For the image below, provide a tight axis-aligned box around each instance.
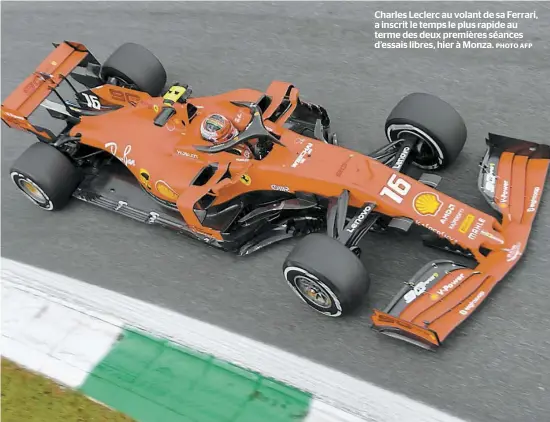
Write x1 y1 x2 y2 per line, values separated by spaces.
240 174 252 186
413 192 443 216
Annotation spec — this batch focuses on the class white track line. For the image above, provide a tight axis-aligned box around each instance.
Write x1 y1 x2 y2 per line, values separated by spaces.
1 283 122 387
1 257 467 422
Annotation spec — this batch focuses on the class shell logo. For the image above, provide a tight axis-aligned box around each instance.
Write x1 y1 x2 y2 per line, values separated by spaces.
156 180 178 201
413 192 443 216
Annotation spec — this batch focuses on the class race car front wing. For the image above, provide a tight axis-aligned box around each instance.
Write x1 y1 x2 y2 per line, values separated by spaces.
371 133 550 350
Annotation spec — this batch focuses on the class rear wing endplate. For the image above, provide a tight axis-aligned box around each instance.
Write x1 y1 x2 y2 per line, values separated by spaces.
1 41 100 140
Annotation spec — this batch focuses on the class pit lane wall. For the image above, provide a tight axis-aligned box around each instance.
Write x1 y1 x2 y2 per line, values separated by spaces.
1 258 465 422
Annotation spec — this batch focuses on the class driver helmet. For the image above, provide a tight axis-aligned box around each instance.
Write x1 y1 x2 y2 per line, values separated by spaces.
200 114 237 144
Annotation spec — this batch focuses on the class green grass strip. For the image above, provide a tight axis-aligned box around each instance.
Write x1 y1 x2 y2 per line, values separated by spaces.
1 358 134 422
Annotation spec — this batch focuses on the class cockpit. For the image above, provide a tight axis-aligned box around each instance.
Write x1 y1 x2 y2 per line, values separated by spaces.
192 99 284 160
155 84 283 161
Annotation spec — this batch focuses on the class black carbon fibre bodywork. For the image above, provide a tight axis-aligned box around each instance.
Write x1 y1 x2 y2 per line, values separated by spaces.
73 159 327 255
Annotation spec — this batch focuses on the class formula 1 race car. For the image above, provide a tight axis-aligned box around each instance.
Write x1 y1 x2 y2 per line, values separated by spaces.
3 41 549 350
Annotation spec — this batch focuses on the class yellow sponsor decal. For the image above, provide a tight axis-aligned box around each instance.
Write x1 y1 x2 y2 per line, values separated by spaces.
430 293 439 301
139 169 152 190
413 192 443 216
163 85 187 104
459 214 475 233
240 174 252 186
156 180 178 201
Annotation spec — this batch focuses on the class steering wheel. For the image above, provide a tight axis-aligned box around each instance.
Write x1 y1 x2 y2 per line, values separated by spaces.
193 101 285 154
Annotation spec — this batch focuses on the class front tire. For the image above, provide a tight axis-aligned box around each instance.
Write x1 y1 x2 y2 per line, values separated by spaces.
283 233 370 317
10 143 81 211
385 93 467 170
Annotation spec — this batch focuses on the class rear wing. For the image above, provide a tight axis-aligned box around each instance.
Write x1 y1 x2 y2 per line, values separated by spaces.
1 41 101 141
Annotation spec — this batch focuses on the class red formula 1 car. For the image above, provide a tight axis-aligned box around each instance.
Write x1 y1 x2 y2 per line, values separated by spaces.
2 41 549 350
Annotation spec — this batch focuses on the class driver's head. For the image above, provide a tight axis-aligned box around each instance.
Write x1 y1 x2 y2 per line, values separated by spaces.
200 114 237 144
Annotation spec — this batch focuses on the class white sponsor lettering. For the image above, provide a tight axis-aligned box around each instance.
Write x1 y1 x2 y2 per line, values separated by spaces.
485 163 496 193
448 208 464 230
527 186 541 212
271 184 290 192
291 143 313 168
105 142 135 166
415 220 458 243
459 291 485 316
177 150 198 159
346 205 373 233
436 272 465 296
235 111 244 123
468 217 486 240
392 146 411 169
405 272 439 304
499 180 510 204
440 204 456 225
504 242 522 262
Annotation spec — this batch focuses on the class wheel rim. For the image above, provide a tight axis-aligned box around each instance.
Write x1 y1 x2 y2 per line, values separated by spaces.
103 73 138 90
18 179 48 205
295 275 332 309
387 124 444 169
413 136 440 168
115 76 136 89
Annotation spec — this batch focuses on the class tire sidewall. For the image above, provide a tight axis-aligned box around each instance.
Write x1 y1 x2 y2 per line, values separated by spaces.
10 171 54 211
283 265 344 317
10 142 81 211
385 93 467 171
101 43 167 97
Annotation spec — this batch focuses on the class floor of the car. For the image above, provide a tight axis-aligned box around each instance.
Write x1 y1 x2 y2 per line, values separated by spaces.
74 160 186 226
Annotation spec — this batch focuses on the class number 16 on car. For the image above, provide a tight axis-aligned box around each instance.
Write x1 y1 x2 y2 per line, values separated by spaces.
380 174 411 204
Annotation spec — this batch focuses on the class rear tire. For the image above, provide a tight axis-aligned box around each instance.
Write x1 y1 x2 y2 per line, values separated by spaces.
101 43 167 97
385 93 467 170
283 233 370 317
10 143 81 211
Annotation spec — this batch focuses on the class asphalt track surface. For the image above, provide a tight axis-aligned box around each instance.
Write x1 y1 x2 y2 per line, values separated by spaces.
2 2 550 422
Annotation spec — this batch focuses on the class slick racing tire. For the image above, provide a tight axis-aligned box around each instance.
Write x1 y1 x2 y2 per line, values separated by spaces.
101 43 167 97
10 143 81 211
385 93 467 170
283 233 370 317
